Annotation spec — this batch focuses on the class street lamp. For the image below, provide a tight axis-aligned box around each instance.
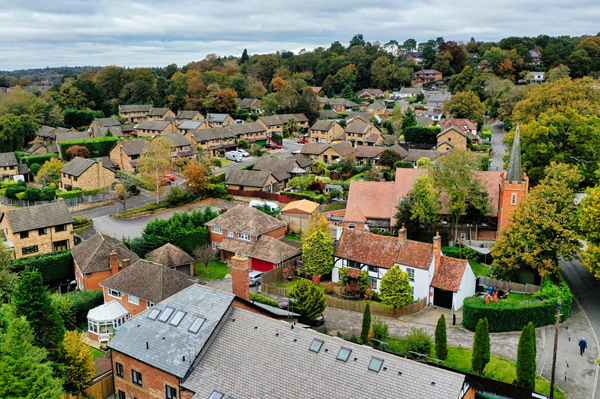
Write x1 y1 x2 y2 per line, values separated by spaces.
550 299 562 398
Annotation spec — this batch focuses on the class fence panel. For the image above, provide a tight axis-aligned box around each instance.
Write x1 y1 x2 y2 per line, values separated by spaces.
478 276 540 293
0 193 110 208
60 374 114 399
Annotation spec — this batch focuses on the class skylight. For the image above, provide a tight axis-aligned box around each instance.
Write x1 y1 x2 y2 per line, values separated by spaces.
309 339 324 353
189 317 206 333
337 347 352 362
208 391 224 399
147 309 160 320
169 311 186 326
158 307 175 322
369 357 383 372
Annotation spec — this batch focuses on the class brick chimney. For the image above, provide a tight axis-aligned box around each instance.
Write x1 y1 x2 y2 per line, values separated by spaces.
433 232 441 271
122 258 131 269
231 254 250 301
398 223 407 245
110 250 119 273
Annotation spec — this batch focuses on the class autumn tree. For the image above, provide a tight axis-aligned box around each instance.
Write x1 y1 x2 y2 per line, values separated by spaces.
270 77 288 93
37 157 64 185
443 90 486 124
66 145 90 159
193 244 215 275
546 65 571 82
137 136 174 204
183 156 215 197
62 330 96 394
185 76 207 111
302 229 334 277
498 59 516 82
288 278 327 323
578 186 600 278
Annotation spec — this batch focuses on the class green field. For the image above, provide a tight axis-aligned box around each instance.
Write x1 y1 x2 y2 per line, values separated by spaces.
194 260 230 280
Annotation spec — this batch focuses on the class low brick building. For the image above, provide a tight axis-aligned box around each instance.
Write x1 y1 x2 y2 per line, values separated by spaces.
146 243 195 276
225 169 282 192
308 120 344 143
119 104 153 124
59 157 116 190
146 108 176 122
109 139 147 173
159 133 198 162
436 126 468 152
0 152 19 180
187 127 238 156
206 113 234 127
134 120 177 137
300 142 354 164
1 200 74 258
174 110 204 126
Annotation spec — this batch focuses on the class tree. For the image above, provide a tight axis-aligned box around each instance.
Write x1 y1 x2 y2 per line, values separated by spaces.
254 204 281 218
421 40 438 69
371 56 396 91
400 106 417 132
183 156 215 197
302 229 334 277
0 114 39 152
498 59 516 82
66 145 90 159
492 163 582 279
270 77 288 93
546 65 571 82
443 90 486 124
304 208 330 238
137 136 174 204
300 87 320 125
288 278 327 323
379 149 404 168
417 157 434 169
13 268 65 361
471 318 490 376
37 157 64 185
260 93 280 115
435 314 448 361
240 48 250 64
0 242 17 304
62 330 95 394
388 103 403 136
326 86 335 98
516 322 536 389
360 303 372 344
410 174 441 232
332 64 359 92
379 265 412 309
463 184 493 241
340 84 355 99
112 172 138 213
448 66 478 94
579 186 600 278
432 51 453 75
0 316 63 399
193 244 215 275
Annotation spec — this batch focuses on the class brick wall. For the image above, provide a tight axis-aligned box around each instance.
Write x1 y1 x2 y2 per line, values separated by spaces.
262 226 286 239
109 145 136 173
2 219 74 259
60 161 115 191
103 287 152 316
437 130 467 150
231 254 250 301
498 175 529 233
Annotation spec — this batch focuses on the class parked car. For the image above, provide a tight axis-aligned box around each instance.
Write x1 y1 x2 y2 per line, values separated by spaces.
249 271 263 286
163 173 176 181
154 177 171 186
225 151 243 163
236 149 250 157
297 138 308 144
249 200 280 212
264 142 282 149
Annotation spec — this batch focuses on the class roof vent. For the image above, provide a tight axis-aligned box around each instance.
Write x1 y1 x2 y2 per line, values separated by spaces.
254 326 258 330
398 372 403 376
275 333 279 337
146 342 149 349
431 382 436 386
293 338 297 343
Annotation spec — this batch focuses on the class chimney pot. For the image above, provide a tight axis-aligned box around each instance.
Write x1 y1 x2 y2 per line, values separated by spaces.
398 223 407 245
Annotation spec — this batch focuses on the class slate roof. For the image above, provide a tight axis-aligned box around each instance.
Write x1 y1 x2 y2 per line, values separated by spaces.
161 133 191 148
367 101 387 110
147 108 171 117
417 116 433 126
218 235 300 263
355 146 385 159
388 144 409 158
320 110 339 119
331 142 355 157
310 120 336 132
277 114 308 124
146 243 195 267
430 256 469 292
36 125 57 138
136 120 173 132
91 126 124 138
56 131 91 145
300 143 330 155
345 122 375 135
259 115 284 127
176 110 202 120
116 139 147 156
94 117 121 127
253 157 303 178
108 284 234 379
61 157 98 177
428 94 451 103
192 127 236 143
181 307 466 399
4 201 73 233
207 113 230 123
225 169 274 188
206 205 286 236
328 98 358 107
239 98 259 108
405 149 444 162
47 145 59 153
71 232 140 274
26 143 44 153
229 122 267 135
178 121 204 131
17 164 30 175
0 152 18 167
289 153 312 168
120 104 152 113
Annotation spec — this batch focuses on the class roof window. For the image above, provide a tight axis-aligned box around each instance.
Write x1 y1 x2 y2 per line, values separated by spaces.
158 307 174 322
208 391 224 399
189 317 206 334
147 309 160 320
169 311 186 327
337 347 352 362
309 339 324 353
368 357 383 372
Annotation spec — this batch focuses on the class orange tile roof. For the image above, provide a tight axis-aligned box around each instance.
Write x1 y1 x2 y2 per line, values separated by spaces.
335 229 400 269
281 199 319 214
343 207 367 223
395 240 434 270
430 256 469 292
347 269 360 278
344 181 396 221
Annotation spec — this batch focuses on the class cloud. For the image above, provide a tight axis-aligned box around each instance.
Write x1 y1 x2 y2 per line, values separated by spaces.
0 0 599 70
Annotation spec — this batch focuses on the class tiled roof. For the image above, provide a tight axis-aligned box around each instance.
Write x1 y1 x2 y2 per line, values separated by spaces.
229 122 267 135
416 69 442 75
108 285 234 379
146 243 195 267
192 127 236 142
278 114 309 123
405 149 444 162
310 120 336 132
206 205 286 236
117 139 147 156
17 164 30 174
430 256 469 292
281 200 319 214
355 146 385 159
365 133 381 143
160 133 191 148
93 117 121 127
437 126 468 139
417 116 433 126
239 98 259 108
56 131 91 144
289 153 313 168
91 126 124 138
356 88 383 97
225 169 273 188
428 94 451 103
400 87 422 94
61 157 100 177
36 125 57 138
331 142 354 157
119 104 152 113
71 232 140 274
345 181 396 220
218 235 300 263
259 115 284 127
176 110 202 120
335 229 399 269
345 122 374 135
4 201 73 233
147 107 171 117
396 240 434 270
384 135 397 146
343 207 367 223
320 110 339 119
388 144 409 158
300 143 330 155
136 120 173 131
0 152 18 167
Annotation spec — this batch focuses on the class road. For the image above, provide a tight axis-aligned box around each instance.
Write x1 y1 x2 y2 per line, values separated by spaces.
489 121 508 172
215 139 303 176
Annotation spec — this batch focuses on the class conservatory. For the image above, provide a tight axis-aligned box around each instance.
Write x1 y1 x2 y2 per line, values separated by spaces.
87 300 129 343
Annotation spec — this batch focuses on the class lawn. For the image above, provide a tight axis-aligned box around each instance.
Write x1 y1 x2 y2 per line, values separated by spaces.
89 346 106 359
217 158 234 167
322 202 347 212
284 232 301 241
469 259 490 277
194 260 230 280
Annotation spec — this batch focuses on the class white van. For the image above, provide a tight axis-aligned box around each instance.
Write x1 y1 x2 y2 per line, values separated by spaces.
225 151 243 163
249 200 280 212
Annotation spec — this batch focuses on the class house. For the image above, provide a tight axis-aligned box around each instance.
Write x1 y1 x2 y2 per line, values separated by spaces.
109 139 147 173
427 93 451 108
280 200 319 232
134 120 177 137
344 122 381 147
159 133 198 162
257 115 284 136
406 149 445 166
439 118 478 142
1 201 74 259
252 156 309 182
119 104 152 124
146 108 176 122
277 113 310 129
59 157 116 190
229 122 268 145
355 88 383 99
355 146 386 166
467 53 480 58
406 51 423 63
225 169 284 193
300 142 354 164
90 117 121 129
36 126 76 144
395 87 423 99
435 126 469 152
89 126 124 139
414 69 443 85
174 110 204 126
206 205 300 271
319 109 339 119
327 98 358 113
341 181 397 231
478 60 491 73
72 232 140 291
308 120 344 143
424 104 444 121
177 120 205 135
146 243 195 276
530 49 542 66
309 86 322 94
207 113 234 127
238 98 262 114
346 112 382 125
0 152 19 180
364 101 387 114
188 127 238 157
417 116 434 126
526 71 545 83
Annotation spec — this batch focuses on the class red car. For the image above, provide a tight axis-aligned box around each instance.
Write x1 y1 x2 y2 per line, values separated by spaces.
163 173 176 181
155 177 171 186
265 142 282 149
297 138 308 144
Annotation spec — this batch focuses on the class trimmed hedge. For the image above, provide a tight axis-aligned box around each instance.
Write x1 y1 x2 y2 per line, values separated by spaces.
57 190 83 199
10 250 73 284
403 126 442 145
250 293 279 308
24 153 57 167
60 136 120 160
209 173 226 184
5 186 25 199
70 290 104 323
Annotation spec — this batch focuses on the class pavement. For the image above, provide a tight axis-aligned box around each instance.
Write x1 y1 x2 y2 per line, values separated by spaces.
489 121 508 172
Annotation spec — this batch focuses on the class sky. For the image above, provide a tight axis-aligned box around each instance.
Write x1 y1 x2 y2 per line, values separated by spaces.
1 0 599 71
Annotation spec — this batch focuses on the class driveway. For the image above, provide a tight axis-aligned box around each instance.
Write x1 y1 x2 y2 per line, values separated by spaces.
489 121 508 172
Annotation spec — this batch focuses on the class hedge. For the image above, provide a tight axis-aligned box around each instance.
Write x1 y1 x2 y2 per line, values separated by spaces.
209 173 226 184
403 126 442 145
60 136 120 160
57 190 83 199
5 186 25 199
24 153 57 167
250 293 279 308
442 245 490 264
10 250 73 284
70 290 104 323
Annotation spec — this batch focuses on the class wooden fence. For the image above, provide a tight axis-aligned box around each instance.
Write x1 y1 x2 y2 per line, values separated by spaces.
61 374 114 399
478 276 541 294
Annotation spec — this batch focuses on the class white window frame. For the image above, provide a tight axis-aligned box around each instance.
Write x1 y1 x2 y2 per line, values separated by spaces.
407 267 415 282
239 232 251 241
227 230 234 237
128 294 139 305
212 241 219 250
348 224 356 229
108 289 122 299
212 227 222 234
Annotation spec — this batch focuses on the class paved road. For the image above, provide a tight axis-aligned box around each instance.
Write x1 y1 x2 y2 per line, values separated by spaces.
489 121 508 172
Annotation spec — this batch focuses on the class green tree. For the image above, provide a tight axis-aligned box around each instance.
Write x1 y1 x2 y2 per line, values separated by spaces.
302 229 334 277
432 51 453 75
379 149 404 168
379 265 412 309
0 114 39 152
326 86 335 98
546 65 571 82
300 87 320 125
579 186 600 278
360 303 372 344
435 314 448 361
401 107 417 132
288 278 327 323
471 318 490 376
0 316 63 399
240 48 250 64
448 66 478 94
62 330 96 394
260 93 280 115
370 56 396 91
516 322 536 389
443 90 486 124
13 269 65 360
417 157 434 169
340 84 355 99
0 242 17 304
333 64 359 92
410 174 441 232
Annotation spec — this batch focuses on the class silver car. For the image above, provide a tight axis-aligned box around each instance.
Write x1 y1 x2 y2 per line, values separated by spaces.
249 271 263 286
236 149 250 157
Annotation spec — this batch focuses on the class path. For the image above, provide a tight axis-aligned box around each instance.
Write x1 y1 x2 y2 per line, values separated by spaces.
489 121 508 172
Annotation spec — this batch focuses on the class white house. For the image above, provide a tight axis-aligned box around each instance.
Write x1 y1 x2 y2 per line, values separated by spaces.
526 71 545 84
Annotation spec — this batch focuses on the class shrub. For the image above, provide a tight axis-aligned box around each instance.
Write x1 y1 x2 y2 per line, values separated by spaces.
60 136 120 160
343 283 364 297
212 158 222 167
0 180 18 189
68 290 104 323
250 293 279 308
209 173 226 184
73 216 90 226
322 281 337 294
15 192 26 199
29 163 41 176
40 188 56 200
463 296 555 332
403 126 442 145
166 186 187 207
24 153 57 167
481 130 492 140
442 245 490 264
238 139 249 149
10 250 73 284
57 190 83 199
25 188 41 201
82 188 103 195
405 327 432 356
393 160 414 169
371 316 389 342
360 303 371 344
5 186 25 199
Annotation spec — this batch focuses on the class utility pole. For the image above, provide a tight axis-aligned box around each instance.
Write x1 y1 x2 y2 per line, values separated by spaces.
550 300 562 398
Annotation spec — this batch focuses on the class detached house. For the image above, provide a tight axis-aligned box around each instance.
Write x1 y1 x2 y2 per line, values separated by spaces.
355 88 384 99
439 118 479 143
90 117 121 129
109 139 147 173
119 104 153 124
327 98 358 113
146 108 176 122
414 69 443 85
0 152 19 180
365 101 387 114
1 201 74 258
174 110 204 126
225 170 283 193
435 126 469 152
308 120 344 143
300 142 354 164
238 98 262 113
134 120 177 137
59 157 116 191
344 122 381 147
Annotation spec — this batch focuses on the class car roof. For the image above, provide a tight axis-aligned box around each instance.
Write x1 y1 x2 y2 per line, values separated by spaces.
249 271 263 276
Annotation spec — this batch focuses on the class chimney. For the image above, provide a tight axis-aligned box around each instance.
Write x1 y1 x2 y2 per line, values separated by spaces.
398 223 407 245
231 254 250 301
97 158 103 185
433 232 441 271
110 250 119 273
122 258 130 269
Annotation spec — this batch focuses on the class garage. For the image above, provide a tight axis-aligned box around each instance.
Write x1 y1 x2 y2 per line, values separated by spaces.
433 287 453 309
251 258 275 272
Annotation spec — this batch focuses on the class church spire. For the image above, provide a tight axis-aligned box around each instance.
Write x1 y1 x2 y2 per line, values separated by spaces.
506 124 522 183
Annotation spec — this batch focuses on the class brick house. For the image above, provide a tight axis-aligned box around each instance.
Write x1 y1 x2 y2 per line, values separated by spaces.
0 152 19 180
158 133 198 162
1 201 74 259
238 98 261 113
206 113 234 127
109 139 147 173
72 232 140 290
174 110 204 126
344 122 381 147
188 127 238 156
327 98 358 112
225 169 283 193
177 120 205 135
119 105 153 124
90 117 121 129
146 108 176 122
36 126 76 144
414 69 444 85
435 126 469 152
146 243 195 276
355 146 385 166
134 120 177 137
257 115 284 136
229 122 268 145
307 120 344 143
355 88 384 99
277 113 309 129
438 118 479 143
89 126 124 139
59 157 116 190
300 142 354 164
365 101 387 115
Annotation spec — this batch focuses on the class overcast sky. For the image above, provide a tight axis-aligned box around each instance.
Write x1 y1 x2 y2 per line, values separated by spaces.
1 0 599 71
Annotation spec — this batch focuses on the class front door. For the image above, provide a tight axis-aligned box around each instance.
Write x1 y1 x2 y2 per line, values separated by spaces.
433 287 453 309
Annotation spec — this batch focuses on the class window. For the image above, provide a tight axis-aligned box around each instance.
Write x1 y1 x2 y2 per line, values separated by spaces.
337 347 352 362
309 339 324 353
166 385 178 399
108 289 121 299
189 317 205 333
208 392 224 399
348 260 360 269
212 241 219 250
212 227 222 234
147 301 156 309
227 230 234 237
148 308 160 320
369 277 378 289
55 224 66 232
369 357 384 372
368 265 377 273
239 233 251 241
74 176 78 182
128 295 139 305
158 307 175 322
348 223 356 229
38 228 47 235
118 390 126 399
132 370 143 386
407 268 415 282
22 245 38 255
511 193 517 205
53 240 69 251
19 231 29 239
115 362 123 378
170 311 186 326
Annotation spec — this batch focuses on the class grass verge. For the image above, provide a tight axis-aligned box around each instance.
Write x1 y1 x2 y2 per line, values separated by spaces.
469 259 490 277
89 346 105 359
194 260 230 280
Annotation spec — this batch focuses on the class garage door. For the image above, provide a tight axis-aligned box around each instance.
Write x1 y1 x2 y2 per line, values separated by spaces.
433 288 453 309
251 258 274 272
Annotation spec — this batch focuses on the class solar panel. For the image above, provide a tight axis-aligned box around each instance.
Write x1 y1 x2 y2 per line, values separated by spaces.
169 311 186 326
158 307 174 322
147 309 161 320
189 317 205 333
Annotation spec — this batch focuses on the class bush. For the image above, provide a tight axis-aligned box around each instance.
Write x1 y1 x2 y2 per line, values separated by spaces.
29 163 41 176
209 173 226 184
463 296 555 332
57 190 83 199
343 283 364 297
394 160 414 169
481 130 492 141
405 327 432 356
10 250 73 284
82 188 103 195
166 186 187 207
0 180 18 189
25 188 41 201
371 316 389 342
212 158 222 167
5 186 25 199
15 192 26 200
250 293 279 308
322 282 337 294
69 290 104 323
238 139 249 149
73 216 90 226
442 245 490 264
40 188 56 200
403 126 442 145
24 153 57 167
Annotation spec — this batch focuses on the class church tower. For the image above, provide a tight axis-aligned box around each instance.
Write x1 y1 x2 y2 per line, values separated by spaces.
497 126 529 235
